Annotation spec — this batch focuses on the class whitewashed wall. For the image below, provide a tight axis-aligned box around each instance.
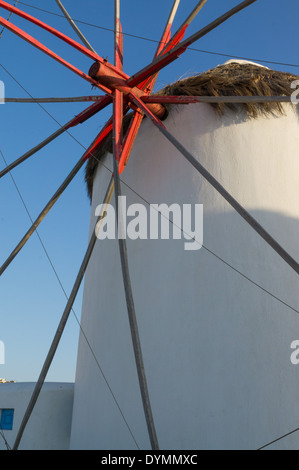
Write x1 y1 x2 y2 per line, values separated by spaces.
0 382 73 450
71 77 299 450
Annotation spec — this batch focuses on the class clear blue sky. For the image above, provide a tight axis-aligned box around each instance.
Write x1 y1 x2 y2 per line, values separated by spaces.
0 0 298 383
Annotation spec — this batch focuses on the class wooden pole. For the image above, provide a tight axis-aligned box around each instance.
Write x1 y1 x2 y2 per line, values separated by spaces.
128 0 258 88
0 126 66 179
142 95 294 104
54 0 97 53
154 0 181 56
1 96 105 103
160 0 207 54
0 157 85 277
0 98 110 179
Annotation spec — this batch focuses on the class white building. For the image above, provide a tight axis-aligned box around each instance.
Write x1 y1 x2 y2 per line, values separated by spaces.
1 61 299 450
0 382 73 450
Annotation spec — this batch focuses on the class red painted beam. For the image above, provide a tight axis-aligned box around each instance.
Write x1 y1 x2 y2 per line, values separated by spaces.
0 16 113 95
161 0 207 55
141 95 206 104
118 111 143 175
82 115 114 162
127 0 257 88
86 0 182 170
113 1 123 164
88 62 166 120
113 90 123 163
0 0 128 81
67 95 112 129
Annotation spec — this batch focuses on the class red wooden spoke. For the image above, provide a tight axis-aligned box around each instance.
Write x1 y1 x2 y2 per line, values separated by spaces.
128 92 167 130
113 90 123 163
1 0 256 175
82 117 114 162
115 20 123 71
82 100 129 163
0 96 112 179
161 0 207 54
136 0 180 92
154 0 180 56
116 81 158 174
114 8 123 71
141 95 202 105
0 16 112 94
116 0 182 174
113 0 123 164
0 0 128 81
118 110 143 175
66 95 112 128
127 0 257 88
0 0 257 168
142 95 292 105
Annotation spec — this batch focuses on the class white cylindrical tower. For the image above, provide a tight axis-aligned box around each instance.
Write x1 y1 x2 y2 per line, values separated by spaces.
70 62 299 450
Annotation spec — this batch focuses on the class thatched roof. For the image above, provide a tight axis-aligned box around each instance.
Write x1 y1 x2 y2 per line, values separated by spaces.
85 61 299 199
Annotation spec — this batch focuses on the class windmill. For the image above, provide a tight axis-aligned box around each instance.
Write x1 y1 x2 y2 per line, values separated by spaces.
0 0 299 451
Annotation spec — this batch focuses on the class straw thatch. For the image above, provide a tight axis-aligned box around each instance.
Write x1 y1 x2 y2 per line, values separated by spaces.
85 61 299 199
